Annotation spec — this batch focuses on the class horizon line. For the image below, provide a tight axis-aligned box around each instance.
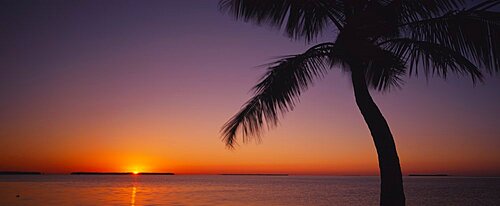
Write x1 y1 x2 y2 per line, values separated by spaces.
2 171 500 177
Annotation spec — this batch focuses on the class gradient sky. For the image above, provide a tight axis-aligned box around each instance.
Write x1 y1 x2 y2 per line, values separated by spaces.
1 0 499 176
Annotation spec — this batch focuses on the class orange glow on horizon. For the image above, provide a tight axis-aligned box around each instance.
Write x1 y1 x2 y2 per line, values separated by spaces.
1 0 500 178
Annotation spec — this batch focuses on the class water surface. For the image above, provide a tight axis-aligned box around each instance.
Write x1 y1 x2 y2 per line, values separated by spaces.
1 175 499 205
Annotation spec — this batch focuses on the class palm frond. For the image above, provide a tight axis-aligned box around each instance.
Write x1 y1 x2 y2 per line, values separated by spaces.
401 7 500 73
221 43 337 148
467 0 500 12
219 0 345 42
382 38 483 82
398 0 466 24
365 47 406 91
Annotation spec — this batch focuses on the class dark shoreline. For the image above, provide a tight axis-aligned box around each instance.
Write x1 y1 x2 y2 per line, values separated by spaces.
408 174 449 176
136 173 175 175
220 174 288 176
70 172 174 175
0 171 42 175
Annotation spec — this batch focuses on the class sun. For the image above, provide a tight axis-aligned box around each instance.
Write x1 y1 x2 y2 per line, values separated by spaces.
132 171 139 175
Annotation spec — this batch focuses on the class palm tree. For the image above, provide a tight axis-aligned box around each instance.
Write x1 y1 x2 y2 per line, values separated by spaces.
219 0 499 205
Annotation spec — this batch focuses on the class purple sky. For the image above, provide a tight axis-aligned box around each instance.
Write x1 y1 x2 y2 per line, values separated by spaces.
1 0 499 175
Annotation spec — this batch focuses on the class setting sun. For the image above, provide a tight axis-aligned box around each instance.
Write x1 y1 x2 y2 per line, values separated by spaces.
0 0 499 205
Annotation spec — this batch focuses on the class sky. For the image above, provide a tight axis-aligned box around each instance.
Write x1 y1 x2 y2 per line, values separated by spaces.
1 0 499 176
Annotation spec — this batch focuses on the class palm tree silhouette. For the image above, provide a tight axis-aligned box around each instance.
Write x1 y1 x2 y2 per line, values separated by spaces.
219 1 499 205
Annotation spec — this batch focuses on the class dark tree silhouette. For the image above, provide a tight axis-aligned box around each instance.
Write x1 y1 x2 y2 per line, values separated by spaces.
219 1 499 205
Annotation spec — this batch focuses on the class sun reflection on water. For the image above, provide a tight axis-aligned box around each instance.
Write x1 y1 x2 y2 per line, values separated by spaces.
130 186 136 206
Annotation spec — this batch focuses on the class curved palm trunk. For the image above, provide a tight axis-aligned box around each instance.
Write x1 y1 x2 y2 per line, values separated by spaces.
351 69 406 206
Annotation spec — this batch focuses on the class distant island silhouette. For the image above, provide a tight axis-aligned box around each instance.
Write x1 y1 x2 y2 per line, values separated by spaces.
220 174 288 176
408 174 449 177
71 172 174 175
137 172 175 175
0 171 42 175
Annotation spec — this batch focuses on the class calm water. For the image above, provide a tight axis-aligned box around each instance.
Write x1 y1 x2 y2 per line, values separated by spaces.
1 175 499 205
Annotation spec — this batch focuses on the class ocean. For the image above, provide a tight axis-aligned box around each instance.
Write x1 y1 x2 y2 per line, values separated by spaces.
1 175 499 205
